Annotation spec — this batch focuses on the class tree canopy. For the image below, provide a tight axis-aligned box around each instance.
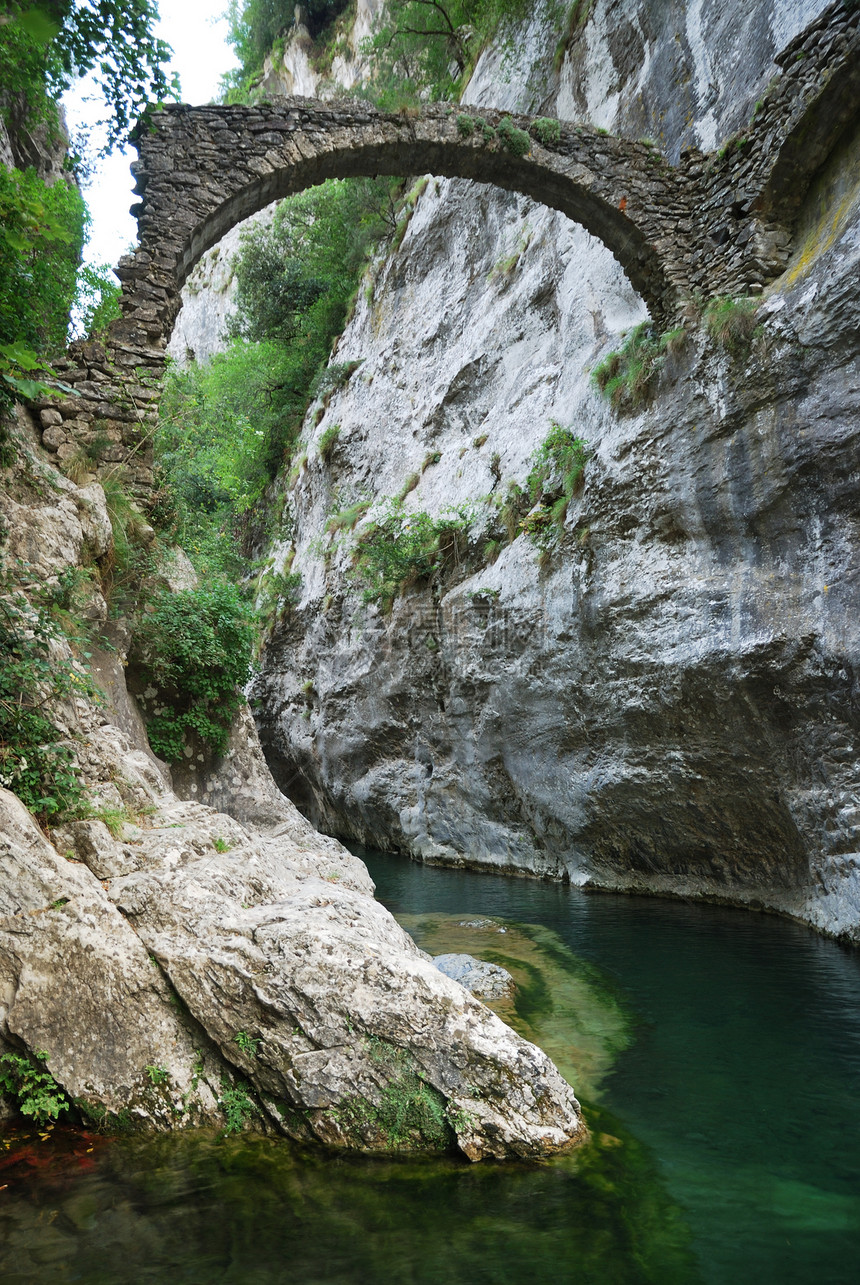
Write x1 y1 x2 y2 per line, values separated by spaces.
0 1 176 148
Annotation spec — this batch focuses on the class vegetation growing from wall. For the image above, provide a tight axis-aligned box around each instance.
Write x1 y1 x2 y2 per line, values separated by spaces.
130 582 256 763
0 1050 71 1124
359 0 560 106
704 295 761 356
223 0 354 93
0 164 86 418
523 422 588 554
592 322 685 412
0 539 99 823
330 1038 453 1151
352 498 474 607
484 425 589 565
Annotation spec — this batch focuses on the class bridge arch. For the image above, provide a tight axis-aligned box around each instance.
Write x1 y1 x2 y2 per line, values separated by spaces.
34 2 859 503
119 100 691 353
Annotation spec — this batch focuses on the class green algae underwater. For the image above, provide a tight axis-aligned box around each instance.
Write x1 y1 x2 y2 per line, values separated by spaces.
2 847 859 1283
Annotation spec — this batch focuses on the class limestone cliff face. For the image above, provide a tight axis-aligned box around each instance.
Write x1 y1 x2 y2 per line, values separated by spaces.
241 0 860 941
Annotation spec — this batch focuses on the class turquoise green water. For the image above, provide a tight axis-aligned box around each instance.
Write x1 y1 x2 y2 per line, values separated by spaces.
1 850 858 1283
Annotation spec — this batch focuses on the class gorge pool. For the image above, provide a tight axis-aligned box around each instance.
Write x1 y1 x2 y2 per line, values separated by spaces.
2 850 858 1284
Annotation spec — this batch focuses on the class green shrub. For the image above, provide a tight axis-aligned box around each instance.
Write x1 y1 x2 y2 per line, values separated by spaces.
132 581 256 763
592 322 685 412
498 480 529 544
0 165 86 413
0 550 97 823
456 113 476 137
396 471 420 501
526 422 589 505
311 360 363 402
704 295 761 357
327 499 371 533
0 1050 70 1124
234 1031 260 1057
331 1038 452 1151
521 424 589 557
258 567 302 635
496 116 531 156
354 499 473 606
98 469 156 608
530 117 561 147
220 1079 257 1134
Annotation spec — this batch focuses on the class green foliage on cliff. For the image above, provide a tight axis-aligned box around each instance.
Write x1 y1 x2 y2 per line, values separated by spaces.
330 1038 453 1151
0 542 98 823
359 0 548 105
132 581 256 763
158 340 302 577
158 178 396 572
592 322 685 412
0 1051 71 1124
223 0 353 90
0 165 86 413
704 295 761 357
229 178 395 349
353 499 473 607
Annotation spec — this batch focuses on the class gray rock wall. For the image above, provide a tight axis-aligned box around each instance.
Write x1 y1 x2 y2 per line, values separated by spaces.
251 0 860 941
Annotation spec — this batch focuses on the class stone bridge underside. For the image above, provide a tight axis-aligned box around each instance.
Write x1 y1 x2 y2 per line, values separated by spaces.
113 1 858 358
33 1 859 495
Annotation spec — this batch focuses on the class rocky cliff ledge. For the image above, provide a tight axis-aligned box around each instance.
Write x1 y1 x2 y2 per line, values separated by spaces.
0 407 584 1158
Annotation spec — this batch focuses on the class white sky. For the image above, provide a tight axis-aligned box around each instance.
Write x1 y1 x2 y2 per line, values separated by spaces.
63 0 239 271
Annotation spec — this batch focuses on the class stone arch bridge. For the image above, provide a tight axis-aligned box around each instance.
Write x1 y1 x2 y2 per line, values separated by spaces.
35 0 860 493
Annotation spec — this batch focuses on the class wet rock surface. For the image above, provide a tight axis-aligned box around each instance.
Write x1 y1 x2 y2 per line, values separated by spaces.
432 953 516 1000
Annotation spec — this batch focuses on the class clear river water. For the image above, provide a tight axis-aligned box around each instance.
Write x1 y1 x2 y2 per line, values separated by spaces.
2 848 859 1284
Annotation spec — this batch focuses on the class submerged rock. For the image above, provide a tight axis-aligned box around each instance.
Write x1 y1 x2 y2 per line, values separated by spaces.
433 953 516 1000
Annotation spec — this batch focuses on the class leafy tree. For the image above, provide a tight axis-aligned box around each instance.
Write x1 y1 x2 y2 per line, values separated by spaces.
157 339 305 575
0 163 86 413
228 176 395 346
131 582 256 762
157 177 397 573
0 1 177 150
360 0 540 104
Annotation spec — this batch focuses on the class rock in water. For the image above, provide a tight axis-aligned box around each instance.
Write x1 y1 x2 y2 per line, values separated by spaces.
433 953 516 1000
0 788 584 1160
